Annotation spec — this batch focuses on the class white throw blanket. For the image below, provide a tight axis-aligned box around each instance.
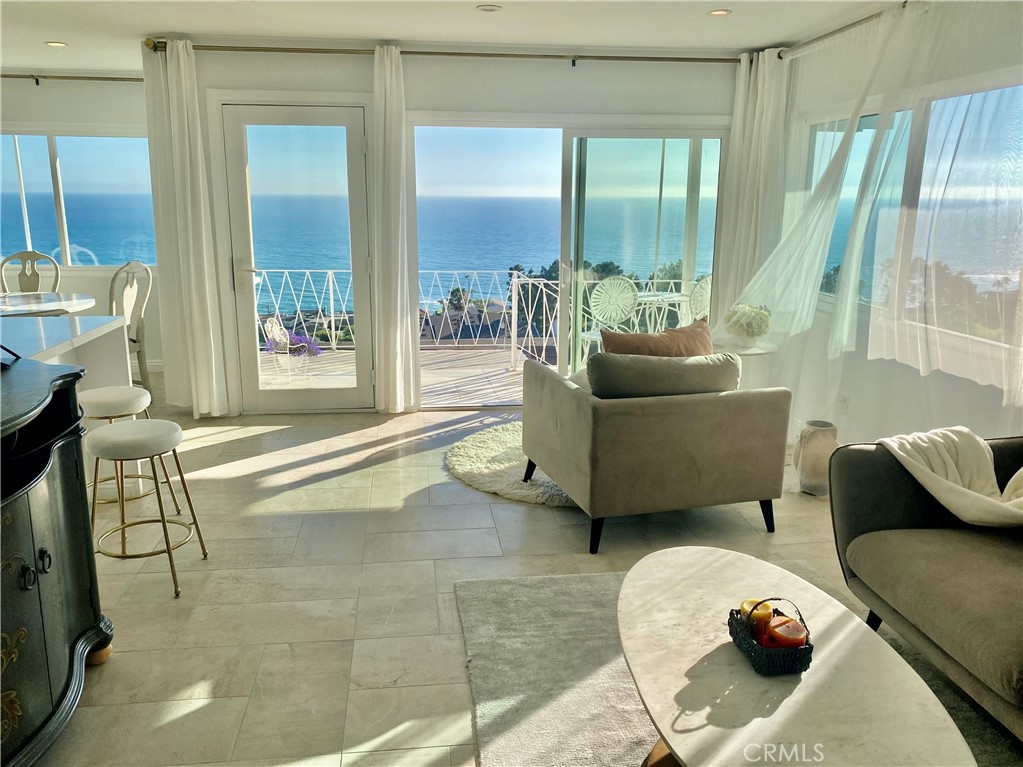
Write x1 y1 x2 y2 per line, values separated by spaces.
878 426 1023 526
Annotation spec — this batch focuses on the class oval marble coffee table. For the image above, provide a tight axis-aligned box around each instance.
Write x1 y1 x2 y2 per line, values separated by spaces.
618 547 976 767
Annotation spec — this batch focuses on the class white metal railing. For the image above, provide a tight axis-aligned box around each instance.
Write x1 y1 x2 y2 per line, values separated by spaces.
253 268 706 370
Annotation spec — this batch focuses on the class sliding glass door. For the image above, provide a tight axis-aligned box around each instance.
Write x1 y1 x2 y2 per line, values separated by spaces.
565 132 722 372
223 105 374 411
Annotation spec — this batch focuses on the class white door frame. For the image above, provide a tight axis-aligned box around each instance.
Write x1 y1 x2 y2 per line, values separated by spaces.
221 102 375 411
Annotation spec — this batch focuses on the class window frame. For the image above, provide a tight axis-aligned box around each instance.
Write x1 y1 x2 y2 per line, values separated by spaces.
1 123 154 269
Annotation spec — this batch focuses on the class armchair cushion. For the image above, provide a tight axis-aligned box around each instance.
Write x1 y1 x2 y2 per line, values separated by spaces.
600 318 713 357
586 352 741 399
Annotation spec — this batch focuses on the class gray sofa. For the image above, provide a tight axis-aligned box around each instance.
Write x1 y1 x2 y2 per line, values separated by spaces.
830 438 1023 740
521 358 791 553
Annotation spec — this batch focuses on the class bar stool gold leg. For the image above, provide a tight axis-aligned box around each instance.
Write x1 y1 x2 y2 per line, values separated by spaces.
90 457 101 534
116 460 128 556
171 449 208 559
149 457 181 598
158 454 183 514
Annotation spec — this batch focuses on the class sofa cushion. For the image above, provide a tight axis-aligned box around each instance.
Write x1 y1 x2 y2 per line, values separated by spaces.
586 352 741 399
847 527 1023 706
600 318 713 357
567 368 592 392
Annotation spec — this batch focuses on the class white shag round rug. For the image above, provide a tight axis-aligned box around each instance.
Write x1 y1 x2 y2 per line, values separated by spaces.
445 422 579 508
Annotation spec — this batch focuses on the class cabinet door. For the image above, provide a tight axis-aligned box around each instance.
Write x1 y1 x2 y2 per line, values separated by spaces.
30 436 97 701
1 497 51 761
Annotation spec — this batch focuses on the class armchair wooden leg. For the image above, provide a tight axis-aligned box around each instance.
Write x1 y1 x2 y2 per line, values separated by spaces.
589 518 605 554
759 499 775 533
522 459 537 483
866 610 883 631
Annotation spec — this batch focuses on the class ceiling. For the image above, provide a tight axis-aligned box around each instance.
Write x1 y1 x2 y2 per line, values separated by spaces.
1 0 895 74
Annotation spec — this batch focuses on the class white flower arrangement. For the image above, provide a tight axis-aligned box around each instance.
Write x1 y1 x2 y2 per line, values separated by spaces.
724 303 772 339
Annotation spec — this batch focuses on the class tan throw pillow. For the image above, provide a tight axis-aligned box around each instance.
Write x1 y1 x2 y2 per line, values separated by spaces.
587 352 741 399
600 318 713 357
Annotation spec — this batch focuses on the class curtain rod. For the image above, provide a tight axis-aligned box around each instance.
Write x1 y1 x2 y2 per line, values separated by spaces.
142 38 738 64
780 1 907 60
1 73 143 83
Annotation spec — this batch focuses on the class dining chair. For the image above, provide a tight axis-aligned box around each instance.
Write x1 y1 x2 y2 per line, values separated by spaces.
109 261 153 392
1 250 61 293
580 275 639 357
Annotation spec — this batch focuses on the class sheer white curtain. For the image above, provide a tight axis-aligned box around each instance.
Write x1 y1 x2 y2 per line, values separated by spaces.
717 15 899 348
724 1 1022 419
141 39 235 417
713 49 789 320
371 45 418 413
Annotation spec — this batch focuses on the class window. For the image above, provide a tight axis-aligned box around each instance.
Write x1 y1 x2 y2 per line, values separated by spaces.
810 113 911 299
1 134 156 266
811 84 1021 346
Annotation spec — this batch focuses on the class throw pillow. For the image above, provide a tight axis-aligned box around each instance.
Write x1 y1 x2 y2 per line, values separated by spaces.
600 318 713 357
586 352 741 399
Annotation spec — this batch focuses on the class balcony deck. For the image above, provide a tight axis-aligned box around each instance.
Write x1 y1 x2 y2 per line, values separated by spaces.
259 346 525 407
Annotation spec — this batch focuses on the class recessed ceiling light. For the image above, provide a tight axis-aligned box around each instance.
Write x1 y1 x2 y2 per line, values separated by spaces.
708 9 732 16
45 41 69 47
476 4 502 12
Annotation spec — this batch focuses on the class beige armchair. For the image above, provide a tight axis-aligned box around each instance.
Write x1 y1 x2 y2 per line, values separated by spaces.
521 359 791 553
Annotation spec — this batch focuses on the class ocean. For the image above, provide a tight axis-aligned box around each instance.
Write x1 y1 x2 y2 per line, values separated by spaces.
1 192 1015 302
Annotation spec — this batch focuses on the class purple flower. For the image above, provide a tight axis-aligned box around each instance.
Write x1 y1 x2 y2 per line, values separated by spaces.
265 329 323 357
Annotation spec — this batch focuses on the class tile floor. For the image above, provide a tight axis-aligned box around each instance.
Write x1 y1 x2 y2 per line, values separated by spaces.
38 378 857 767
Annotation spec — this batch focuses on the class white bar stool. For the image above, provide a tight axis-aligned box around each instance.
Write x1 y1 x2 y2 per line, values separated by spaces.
79 385 181 510
84 419 208 598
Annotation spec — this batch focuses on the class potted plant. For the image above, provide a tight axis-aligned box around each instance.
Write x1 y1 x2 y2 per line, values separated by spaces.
724 303 772 348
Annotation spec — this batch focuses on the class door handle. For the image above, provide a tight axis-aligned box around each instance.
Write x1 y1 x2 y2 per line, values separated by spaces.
19 564 37 590
38 548 53 573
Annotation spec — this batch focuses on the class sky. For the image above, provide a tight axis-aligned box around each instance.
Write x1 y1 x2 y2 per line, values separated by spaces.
4 83 1018 201
1 135 153 195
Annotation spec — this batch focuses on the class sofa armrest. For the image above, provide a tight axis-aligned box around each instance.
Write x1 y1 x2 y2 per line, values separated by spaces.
522 361 596 510
829 437 1023 583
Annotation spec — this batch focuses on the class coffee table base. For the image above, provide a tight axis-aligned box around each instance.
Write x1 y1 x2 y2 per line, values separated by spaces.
642 738 682 767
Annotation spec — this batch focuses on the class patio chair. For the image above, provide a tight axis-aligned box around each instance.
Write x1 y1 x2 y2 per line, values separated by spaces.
689 275 712 321
264 317 310 380
1 250 61 293
580 275 639 357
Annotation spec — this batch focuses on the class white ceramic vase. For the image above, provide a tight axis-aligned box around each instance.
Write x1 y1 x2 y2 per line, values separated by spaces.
793 420 839 496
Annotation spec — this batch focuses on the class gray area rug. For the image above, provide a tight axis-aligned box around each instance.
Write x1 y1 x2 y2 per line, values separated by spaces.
455 568 1023 767
456 572 656 767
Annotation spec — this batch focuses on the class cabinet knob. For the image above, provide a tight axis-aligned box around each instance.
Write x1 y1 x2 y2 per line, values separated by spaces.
38 548 53 573
19 564 37 590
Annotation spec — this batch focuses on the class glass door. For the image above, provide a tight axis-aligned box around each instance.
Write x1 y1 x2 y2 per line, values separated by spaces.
565 133 722 372
223 105 373 411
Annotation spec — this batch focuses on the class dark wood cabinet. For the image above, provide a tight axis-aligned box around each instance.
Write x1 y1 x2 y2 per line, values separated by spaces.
1 358 113 767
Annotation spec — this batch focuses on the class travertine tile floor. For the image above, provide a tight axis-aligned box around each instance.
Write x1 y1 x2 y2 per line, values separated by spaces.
38 378 855 767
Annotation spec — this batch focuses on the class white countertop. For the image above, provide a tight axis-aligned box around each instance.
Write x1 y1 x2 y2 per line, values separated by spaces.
0 316 125 362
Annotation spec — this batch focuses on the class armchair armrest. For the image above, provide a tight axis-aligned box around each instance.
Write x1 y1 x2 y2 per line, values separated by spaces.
829 437 1023 583
522 361 596 509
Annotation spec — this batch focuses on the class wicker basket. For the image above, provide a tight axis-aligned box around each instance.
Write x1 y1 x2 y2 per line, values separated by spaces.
727 597 813 676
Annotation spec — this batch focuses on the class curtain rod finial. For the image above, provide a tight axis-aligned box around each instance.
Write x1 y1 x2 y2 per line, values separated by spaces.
144 38 161 53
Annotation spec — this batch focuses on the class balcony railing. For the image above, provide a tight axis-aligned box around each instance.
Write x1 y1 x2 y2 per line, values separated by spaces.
253 268 707 369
